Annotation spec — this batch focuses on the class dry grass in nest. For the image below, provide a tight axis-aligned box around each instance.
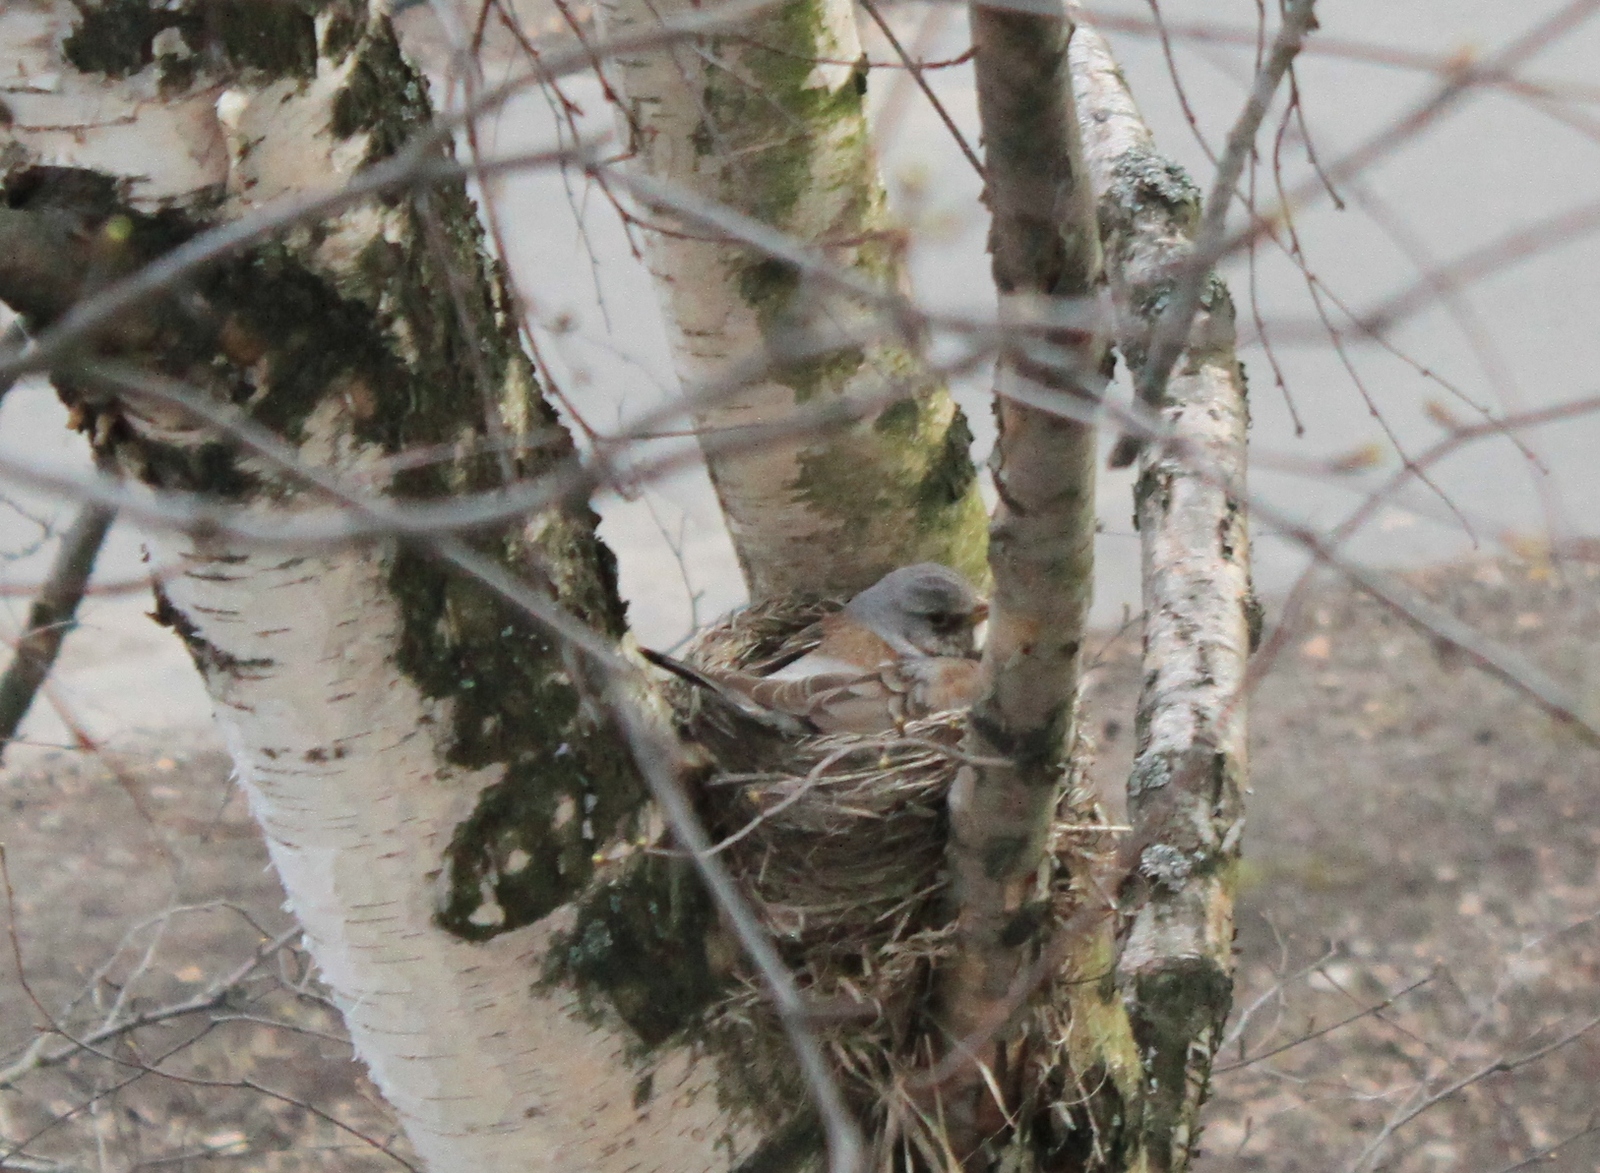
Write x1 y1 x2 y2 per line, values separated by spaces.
675 598 963 951
660 597 1123 1149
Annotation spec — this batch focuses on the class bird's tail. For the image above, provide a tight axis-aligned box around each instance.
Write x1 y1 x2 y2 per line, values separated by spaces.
639 646 815 740
639 647 722 692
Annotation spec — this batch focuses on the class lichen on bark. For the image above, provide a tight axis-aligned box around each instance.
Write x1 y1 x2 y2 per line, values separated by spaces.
1070 22 1255 1172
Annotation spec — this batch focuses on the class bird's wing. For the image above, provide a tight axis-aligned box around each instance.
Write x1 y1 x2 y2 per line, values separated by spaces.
700 665 889 733
640 648 814 735
639 647 820 772
728 657 984 734
888 656 984 718
643 648 983 741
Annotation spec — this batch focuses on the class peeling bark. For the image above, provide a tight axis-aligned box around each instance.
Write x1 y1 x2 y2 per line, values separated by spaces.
1073 24 1254 1171
938 3 1108 1161
596 0 988 597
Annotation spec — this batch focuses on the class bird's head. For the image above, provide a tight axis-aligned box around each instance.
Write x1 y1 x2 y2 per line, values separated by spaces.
846 563 988 659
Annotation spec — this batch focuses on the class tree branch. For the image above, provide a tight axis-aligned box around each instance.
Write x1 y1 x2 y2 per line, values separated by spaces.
1107 0 1318 467
596 0 989 597
937 0 1108 1155
0 0 793 388
0 501 114 761
1071 20 1254 1168
0 927 299 1089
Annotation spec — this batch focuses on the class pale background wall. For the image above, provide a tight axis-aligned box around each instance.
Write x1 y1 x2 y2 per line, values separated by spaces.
1 0 1595 758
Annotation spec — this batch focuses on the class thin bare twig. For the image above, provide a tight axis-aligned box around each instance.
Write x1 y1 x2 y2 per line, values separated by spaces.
1109 0 1318 466
1348 1014 1600 1173
1215 972 1438 1075
0 928 300 1089
859 0 985 178
1217 942 1339 1056
0 0 794 387
19 318 1000 550
1202 0 1600 289
0 502 115 761
1259 196 1600 346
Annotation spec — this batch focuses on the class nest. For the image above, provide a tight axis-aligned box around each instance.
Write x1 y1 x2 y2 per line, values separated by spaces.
658 595 1121 1158
673 597 960 948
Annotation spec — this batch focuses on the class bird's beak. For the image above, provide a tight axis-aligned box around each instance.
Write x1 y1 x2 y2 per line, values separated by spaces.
970 601 990 623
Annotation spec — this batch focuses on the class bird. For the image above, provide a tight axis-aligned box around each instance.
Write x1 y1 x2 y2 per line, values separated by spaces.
643 563 988 738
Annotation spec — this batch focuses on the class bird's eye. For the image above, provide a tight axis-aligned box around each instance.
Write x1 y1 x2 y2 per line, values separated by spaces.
927 612 965 635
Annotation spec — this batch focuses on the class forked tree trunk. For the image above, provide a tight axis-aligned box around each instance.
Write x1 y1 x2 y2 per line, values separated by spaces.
0 4 769 1169
933 11 1254 1171
597 0 989 597
0 4 1253 1171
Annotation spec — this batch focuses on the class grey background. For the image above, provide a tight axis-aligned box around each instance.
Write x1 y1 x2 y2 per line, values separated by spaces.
1 0 1595 757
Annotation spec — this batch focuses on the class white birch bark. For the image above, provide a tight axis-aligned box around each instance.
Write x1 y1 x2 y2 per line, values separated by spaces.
597 0 988 597
1073 25 1254 1170
0 5 768 1169
156 539 752 1172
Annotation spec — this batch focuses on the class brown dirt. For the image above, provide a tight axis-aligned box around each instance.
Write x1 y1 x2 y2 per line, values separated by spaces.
3 548 1598 1171
1083 546 1600 1173
0 743 415 1170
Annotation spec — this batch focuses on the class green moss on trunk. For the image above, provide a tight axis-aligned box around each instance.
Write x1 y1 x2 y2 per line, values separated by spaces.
640 0 990 591
1125 958 1232 1172
542 852 724 1046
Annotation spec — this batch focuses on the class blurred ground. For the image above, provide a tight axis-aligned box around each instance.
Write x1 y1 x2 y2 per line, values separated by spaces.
0 736 413 1170
3 548 1598 1170
1086 546 1600 1173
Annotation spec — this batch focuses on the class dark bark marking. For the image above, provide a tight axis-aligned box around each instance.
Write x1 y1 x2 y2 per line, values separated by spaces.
542 853 722 1047
151 585 275 678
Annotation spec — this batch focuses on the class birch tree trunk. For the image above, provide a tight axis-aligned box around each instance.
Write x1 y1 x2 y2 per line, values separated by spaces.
597 0 988 597
0 5 771 1168
0 4 1258 1170
1074 25 1255 1171
935 2 1118 1162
